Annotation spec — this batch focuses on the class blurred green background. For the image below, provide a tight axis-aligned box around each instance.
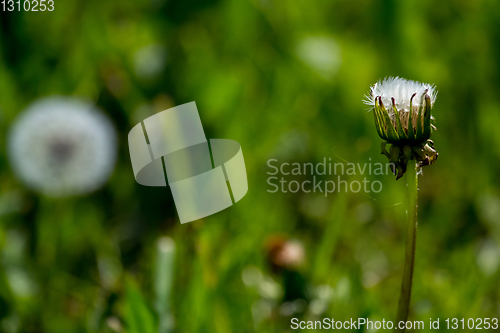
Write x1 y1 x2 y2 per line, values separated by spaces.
1 0 500 332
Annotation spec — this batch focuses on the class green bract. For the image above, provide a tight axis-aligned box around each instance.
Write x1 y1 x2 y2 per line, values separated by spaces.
373 92 432 145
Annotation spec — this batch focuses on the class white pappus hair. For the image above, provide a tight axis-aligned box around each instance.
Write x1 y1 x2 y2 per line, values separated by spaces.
364 77 437 116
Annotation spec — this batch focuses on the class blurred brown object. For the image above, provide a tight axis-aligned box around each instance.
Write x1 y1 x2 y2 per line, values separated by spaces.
266 236 305 273
266 236 309 303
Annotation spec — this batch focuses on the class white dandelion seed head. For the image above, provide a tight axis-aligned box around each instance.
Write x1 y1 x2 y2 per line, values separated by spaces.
364 77 437 116
8 97 118 197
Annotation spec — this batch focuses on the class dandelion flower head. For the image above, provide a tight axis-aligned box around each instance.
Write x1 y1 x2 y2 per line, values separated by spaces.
8 97 117 197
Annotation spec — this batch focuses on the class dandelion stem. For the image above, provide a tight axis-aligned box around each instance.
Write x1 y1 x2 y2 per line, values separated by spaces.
395 160 418 332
